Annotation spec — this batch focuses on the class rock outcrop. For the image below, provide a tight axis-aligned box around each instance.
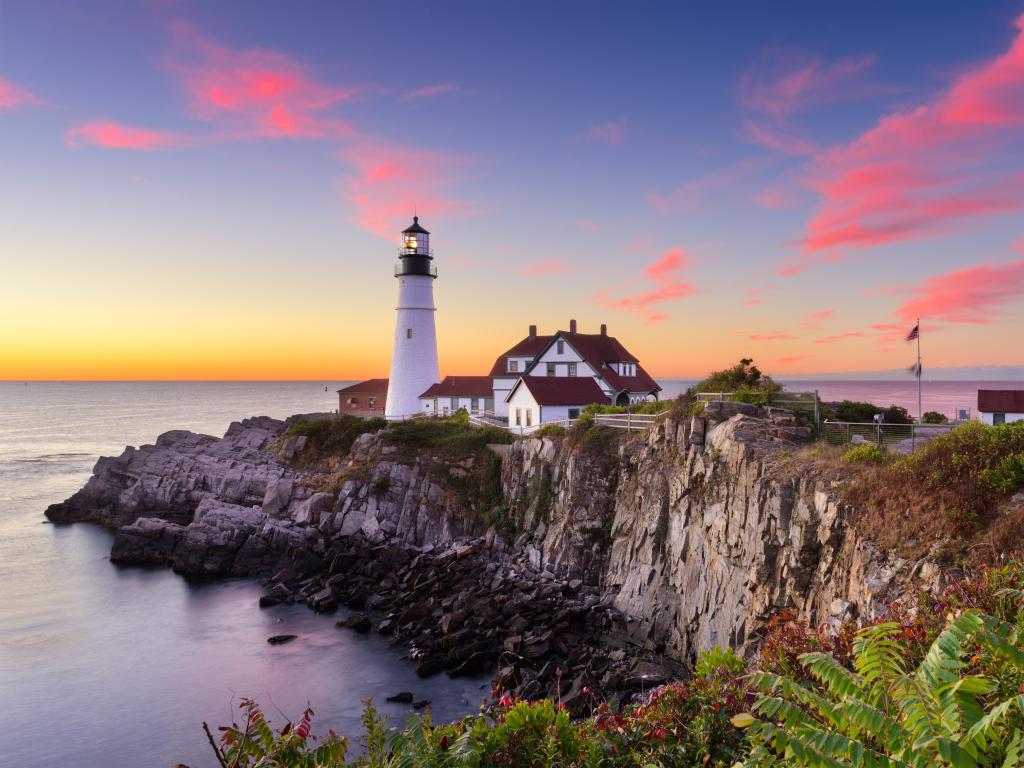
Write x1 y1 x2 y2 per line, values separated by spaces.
46 401 946 698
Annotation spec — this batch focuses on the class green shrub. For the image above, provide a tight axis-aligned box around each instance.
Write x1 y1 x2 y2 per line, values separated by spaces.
840 443 890 465
533 423 567 439
284 415 386 463
689 358 783 406
831 400 914 424
922 410 949 424
695 645 747 679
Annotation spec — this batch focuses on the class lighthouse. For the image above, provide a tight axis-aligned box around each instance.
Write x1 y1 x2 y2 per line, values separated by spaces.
385 216 440 419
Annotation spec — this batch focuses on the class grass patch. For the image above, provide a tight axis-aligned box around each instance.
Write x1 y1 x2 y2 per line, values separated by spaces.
381 416 513 458
843 421 1024 561
284 415 386 466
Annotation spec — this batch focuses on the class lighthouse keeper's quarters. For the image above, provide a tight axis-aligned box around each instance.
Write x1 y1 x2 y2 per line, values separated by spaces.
419 376 494 417
337 378 389 418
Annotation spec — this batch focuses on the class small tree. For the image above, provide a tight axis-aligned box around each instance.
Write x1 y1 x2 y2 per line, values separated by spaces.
923 411 949 424
690 358 782 405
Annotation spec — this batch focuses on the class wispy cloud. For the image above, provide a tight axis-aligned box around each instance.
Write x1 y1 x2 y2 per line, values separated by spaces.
65 121 192 151
650 158 764 213
577 219 603 233
748 331 795 341
0 77 45 110
338 140 480 238
578 117 628 144
801 309 833 329
743 285 778 306
893 258 1024 325
814 331 864 344
738 50 878 120
742 119 817 156
400 82 458 101
168 21 357 140
595 247 698 323
792 12 1024 265
517 259 576 276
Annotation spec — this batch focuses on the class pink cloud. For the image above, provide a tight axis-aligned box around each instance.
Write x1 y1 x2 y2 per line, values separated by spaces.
578 219 603 233
595 247 698 323
798 13 1024 258
579 117 628 144
893 259 1024 325
339 140 480 238
739 51 878 120
650 158 764 213
743 285 778 306
65 121 191 151
742 120 817 156
801 309 833 329
0 78 44 110
748 331 795 341
775 355 811 365
814 331 864 344
517 259 576 276
400 82 458 101
168 22 356 140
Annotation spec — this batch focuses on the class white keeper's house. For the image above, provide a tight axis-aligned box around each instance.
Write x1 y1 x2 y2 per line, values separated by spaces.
978 390 1024 425
344 218 661 432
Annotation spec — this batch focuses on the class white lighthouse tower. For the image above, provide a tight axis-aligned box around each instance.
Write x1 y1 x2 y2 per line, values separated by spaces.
385 216 440 419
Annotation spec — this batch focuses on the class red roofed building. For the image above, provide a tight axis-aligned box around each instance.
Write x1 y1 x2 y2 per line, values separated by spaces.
978 389 1024 425
418 375 494 416
490 320 660 420
337 378 389 418
506 376 610 431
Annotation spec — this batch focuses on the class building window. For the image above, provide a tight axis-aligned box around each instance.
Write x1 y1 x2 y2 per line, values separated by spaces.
450 398 457 410
526 409 533 427
515 408 522 426
368 397 376 408
567 363 577 377
471 398 478 411
406 328 413 339
568 408 580 419
508 360 519 373
994 413 1007 425
547 362 556 376
557 340 564 354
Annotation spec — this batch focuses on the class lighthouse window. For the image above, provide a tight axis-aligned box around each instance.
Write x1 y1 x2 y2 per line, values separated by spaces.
406 328 413 339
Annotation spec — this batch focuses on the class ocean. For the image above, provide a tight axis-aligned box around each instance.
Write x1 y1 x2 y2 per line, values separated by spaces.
0 378 1017 766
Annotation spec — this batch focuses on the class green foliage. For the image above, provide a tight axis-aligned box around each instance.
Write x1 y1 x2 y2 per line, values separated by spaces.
197 698 348 768
831 400 914 425
533 423 568 439
840 444 891 465
896 421 1024 522
689 358 783 406
695 646 747 679
382 418 513 456
580 401 668 416
923 411 950 424
285 416 387 463
736 607 1024 767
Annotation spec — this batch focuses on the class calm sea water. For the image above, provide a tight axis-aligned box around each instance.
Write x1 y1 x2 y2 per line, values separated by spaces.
0 382 487 768
0 379 1017 767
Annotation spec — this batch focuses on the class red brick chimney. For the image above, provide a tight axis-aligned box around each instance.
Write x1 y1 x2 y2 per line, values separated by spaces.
600 323 607 336
528 324 537 338
569 319 577 333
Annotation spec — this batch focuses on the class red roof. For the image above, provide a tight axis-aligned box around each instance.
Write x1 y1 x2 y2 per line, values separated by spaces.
419 375 493 398
488 334 553 377
337 378 388 396
509 376 610 406
978 389 1024 413
530 331 661 394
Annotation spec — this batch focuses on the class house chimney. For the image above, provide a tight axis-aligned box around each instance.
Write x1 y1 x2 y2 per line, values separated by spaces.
600 323 607 336
528 324 537 338
569 319 577 333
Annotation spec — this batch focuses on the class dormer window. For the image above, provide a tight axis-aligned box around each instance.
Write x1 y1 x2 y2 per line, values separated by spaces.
508 359 519 373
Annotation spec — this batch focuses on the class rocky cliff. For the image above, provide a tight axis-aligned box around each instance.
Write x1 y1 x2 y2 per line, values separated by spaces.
46 403 943 693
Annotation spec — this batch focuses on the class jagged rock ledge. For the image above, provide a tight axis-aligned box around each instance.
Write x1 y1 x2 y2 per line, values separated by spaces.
45 403 948 706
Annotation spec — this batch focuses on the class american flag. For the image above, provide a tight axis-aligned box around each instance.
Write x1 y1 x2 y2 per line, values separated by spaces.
905 323 919 341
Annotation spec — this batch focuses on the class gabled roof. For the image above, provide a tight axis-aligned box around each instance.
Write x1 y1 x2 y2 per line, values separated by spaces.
526 331 661 393
337 378 388 396
488 334 554 377
419 375 493 398
978 389 1024 413
506 376 610 406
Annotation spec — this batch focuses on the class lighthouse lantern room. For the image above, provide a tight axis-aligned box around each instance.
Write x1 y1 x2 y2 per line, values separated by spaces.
385 216 441 419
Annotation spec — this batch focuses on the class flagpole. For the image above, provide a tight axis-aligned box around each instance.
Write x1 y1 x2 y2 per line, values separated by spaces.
917 317 922 422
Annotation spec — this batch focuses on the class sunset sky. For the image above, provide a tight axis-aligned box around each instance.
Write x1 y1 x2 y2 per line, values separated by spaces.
3 1 1024 380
